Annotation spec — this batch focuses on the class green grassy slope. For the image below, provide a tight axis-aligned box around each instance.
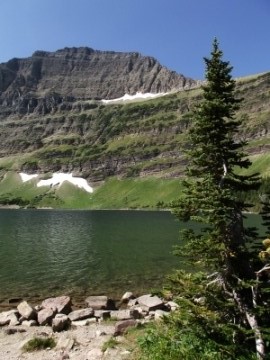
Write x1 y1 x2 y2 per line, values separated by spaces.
0 171 183 209
0 72 269 209
88 177 183 209
0 162 269 210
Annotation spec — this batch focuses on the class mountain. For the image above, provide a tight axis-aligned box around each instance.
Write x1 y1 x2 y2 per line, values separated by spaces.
0 47 196 118
0 47 269 209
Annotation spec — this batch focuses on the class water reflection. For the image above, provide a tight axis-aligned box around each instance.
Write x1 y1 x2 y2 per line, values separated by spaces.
0 209 264 301
0 210 180 299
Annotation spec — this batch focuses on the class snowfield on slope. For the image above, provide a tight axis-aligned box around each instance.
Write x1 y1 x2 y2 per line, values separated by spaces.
101 91 167 104
19 173 93 193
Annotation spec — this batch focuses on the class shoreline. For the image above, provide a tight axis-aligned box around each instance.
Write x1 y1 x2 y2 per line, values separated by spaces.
0 206 259 214
0 206 171 212
0 292 178 360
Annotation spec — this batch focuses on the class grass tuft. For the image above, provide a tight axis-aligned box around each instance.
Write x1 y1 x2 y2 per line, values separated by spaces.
22 337 56 352
101 337 119 352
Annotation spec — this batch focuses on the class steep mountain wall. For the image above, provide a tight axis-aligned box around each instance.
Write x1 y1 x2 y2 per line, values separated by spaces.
0 47 196 117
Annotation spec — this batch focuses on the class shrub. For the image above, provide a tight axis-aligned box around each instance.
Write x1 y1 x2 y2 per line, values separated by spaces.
22 337 56 352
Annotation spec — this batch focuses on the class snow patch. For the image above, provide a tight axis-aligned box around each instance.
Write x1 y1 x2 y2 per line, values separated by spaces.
19 173 38 182
37 173 93 193
101 92 167 104
19 172 93 193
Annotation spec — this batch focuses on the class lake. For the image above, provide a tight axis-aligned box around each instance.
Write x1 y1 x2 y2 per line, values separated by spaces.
0 209 266 307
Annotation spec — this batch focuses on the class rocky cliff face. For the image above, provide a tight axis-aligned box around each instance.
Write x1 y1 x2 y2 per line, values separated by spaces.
0 47 269 184
0 47 196 117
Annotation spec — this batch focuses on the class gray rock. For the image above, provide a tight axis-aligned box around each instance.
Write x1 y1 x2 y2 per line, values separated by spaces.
17 301 36 320
85 295 109 310
52 313 70 332
121 292 134 302
131 308 144 319
0 316 10 326
21 319 38 326
37 307 56 325
145 313 155 321
137 294 164 311
35 305 43 312
132 306 148 317
110 310 133 321
167 301 179 311
127 298 138 308
68 307 94 321
154 309 169 321
8 312 20 326
194 296 206 305
114 319 137 336
94 310 111 320
42 296 72 314
0 310 19 326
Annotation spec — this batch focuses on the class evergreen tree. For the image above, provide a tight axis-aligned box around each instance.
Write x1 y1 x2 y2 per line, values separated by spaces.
172 39 269 359
260 193 270 235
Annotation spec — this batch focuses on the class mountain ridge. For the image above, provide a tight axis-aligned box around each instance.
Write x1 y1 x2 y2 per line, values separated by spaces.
0 47 197 119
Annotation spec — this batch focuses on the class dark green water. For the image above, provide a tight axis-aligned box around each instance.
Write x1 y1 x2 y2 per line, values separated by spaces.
0 209 182 303
0 209 266 305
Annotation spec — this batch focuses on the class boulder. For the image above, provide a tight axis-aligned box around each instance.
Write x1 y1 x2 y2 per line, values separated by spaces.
121 292 134 302
17 301 36 320
154 309 169 321
42 296 72 314
85 295 109 310
127 298 138 308
37 308 56 325
8 312 20 326
52 314 70 332
0 315 10 327
114 319 137 336
94 310 111 320
68 308 94 321
0 310 19 326
110 310 133 321
166 301 179 312
145 312 155 321
35 305 43 312
21 320 38 327
137 294 164 311
131 306 148 318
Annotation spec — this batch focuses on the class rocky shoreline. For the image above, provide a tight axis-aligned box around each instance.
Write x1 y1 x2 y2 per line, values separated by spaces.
0 293 178 359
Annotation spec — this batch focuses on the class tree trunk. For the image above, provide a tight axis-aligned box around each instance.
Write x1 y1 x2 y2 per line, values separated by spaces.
232 289 265 359
225 210 265 358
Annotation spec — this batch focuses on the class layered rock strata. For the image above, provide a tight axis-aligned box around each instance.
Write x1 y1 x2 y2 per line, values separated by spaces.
0 47 196 117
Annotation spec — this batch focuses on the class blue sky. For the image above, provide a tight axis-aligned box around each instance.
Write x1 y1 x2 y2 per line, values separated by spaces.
0 0 269 79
